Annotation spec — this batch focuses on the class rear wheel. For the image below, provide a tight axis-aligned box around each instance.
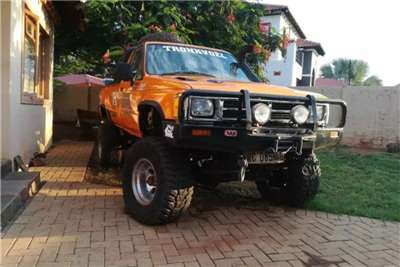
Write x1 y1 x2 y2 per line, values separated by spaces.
122 137 194 225
97 120 119 168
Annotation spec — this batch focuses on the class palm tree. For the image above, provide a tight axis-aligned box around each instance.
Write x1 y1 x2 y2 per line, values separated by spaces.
320 58 381 86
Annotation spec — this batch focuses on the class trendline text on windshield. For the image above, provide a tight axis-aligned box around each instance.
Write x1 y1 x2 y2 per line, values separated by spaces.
162 45 227 59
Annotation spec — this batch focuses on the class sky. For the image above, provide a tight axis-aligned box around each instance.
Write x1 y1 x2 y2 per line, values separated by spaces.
261 0 400 86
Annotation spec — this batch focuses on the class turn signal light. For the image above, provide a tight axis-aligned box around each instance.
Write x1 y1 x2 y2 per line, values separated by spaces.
330 131 339 138
192 129 211 136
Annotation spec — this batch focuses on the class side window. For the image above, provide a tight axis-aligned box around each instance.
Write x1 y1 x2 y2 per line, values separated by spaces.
128 47 143 80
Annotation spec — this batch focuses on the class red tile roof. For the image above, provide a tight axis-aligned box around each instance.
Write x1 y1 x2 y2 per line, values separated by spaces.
296 39 325 56
263 4 306 39
315 78 346 87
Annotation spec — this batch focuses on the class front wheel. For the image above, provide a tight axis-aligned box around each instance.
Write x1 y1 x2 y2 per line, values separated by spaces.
286 153 321 206
122 137 194 225
256 153 321 207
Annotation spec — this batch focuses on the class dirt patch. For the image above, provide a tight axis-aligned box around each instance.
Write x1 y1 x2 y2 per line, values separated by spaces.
84 145 122 186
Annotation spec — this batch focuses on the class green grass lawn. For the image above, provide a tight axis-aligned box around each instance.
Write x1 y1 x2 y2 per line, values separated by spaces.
306 148 400 221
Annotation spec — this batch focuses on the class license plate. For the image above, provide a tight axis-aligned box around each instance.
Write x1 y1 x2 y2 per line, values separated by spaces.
246 151 285 164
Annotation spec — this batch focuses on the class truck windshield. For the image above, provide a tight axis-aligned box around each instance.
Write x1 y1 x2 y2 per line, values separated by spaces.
146 44 256 82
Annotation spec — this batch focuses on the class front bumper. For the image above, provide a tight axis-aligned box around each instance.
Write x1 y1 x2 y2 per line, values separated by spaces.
163 89 347 154
163 122 318 153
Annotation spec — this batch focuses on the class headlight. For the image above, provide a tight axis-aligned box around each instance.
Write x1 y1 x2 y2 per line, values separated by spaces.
291 105 309 124
309 104 329 124
190 98 214 117
252 103 271 125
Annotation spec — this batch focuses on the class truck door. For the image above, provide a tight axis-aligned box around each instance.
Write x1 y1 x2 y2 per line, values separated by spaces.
118 47 144 137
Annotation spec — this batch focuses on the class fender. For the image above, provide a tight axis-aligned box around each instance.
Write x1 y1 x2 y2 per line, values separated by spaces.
138 101 165 120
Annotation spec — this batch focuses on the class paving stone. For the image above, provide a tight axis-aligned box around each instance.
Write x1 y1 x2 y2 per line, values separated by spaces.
0 141 399 267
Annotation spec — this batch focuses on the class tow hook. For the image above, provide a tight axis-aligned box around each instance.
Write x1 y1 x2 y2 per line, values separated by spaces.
237 155 248 182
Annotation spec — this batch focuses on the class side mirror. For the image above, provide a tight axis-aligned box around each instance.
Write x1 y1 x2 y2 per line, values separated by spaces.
113 62 134 82
103 78 114 85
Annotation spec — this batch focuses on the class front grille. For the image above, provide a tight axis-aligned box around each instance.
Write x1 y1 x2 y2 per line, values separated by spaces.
221 97 306 126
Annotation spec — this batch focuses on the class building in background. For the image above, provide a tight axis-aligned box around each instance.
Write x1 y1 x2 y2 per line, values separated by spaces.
260 4 325 87
1 0 56 167
315 78 346 87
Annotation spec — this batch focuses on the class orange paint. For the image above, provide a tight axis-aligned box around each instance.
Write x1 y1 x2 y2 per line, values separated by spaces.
99 42 326 137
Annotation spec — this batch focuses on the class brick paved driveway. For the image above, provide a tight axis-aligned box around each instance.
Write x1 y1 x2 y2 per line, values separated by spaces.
1 141 399 267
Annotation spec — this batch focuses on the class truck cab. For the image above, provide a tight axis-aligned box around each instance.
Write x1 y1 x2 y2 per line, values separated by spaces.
98 33 346 225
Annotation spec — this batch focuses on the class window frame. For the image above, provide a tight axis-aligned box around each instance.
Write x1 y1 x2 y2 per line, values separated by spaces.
21 5 51 105
38 29 51 99
127 46 144 81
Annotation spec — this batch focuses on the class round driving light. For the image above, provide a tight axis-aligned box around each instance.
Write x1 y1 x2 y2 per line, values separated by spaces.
252 103 271 125
291 105 309 124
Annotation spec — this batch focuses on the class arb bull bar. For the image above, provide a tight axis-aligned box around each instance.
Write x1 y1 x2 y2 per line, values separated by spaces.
169 89 347 153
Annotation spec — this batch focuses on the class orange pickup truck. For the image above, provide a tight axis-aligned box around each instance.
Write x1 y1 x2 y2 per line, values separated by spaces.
98 33 346 225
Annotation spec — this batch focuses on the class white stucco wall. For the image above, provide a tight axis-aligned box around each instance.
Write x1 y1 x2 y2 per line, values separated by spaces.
261 13 303 87
260 14 299 40
295 86 400 149
261 14 301 60
265 42 301 87
1 0 54 163
1 1 10 160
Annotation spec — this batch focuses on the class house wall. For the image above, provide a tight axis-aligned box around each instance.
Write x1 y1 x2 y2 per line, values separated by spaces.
261 14 304 87
260 14 300 40
298 50 319 86
260 14 300 62
295 86 400 149
1 1 11 160
265 42 302 87
1 0 54 163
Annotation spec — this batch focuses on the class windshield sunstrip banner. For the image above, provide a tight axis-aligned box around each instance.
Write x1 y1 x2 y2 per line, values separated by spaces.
162 45 227 58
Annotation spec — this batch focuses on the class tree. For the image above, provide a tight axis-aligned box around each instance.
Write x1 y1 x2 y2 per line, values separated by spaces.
362 75 382 86
320 58 381 86
54 1 283 80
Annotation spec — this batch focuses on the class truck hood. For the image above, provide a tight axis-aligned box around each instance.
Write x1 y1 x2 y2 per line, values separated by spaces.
149 75 327 99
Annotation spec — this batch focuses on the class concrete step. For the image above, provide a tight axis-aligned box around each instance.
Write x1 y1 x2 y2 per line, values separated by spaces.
1 172 41 230
1 159 12 179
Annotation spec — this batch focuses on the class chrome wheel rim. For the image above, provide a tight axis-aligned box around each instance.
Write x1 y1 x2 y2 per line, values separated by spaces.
131 158 157 206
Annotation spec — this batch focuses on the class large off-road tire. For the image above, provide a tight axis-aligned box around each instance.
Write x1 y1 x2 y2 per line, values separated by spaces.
286 153 321 207
256 153 321 207
122 137 194 225
97 120 119 168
